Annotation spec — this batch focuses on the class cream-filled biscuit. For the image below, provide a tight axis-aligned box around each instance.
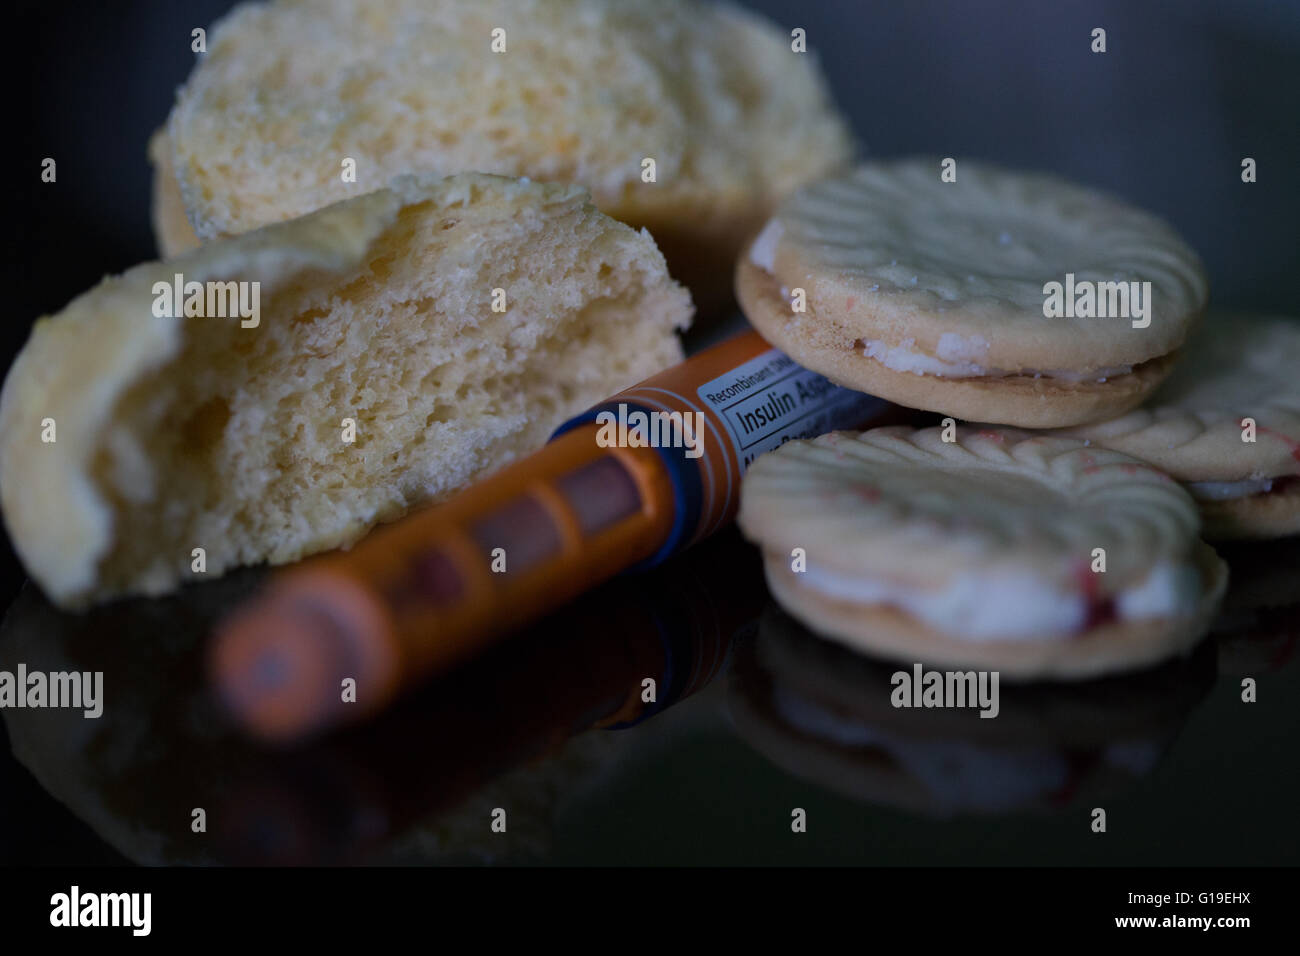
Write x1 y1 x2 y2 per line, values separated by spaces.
736 426 1226 679
737 159 1207 427
1054 312 1300 539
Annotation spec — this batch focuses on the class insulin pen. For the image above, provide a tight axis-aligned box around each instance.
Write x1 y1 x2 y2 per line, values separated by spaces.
211 328 895 741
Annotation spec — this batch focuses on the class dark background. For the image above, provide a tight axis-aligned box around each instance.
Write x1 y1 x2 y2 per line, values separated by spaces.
5 0 1300 866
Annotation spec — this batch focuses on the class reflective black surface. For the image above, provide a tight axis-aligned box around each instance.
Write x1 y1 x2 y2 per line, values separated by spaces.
2 528 1297 866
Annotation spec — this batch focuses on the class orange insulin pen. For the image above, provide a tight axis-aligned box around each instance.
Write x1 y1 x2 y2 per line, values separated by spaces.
212 328 894 741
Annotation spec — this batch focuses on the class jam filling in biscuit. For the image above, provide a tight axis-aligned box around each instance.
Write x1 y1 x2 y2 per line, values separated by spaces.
794 560 1202 641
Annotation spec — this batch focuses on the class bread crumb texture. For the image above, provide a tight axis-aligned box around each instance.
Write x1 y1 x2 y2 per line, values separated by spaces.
164 0 852 242
0 173 691 607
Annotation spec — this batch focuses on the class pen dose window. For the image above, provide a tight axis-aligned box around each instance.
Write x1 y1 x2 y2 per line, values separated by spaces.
556 455 643 536
470 495 563 575
410 548 464 605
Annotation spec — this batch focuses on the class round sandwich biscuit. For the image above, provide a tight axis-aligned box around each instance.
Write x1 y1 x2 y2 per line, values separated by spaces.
736 159 1208 427
736 426 1227 679
1053 312 1300 539
155 0 853 316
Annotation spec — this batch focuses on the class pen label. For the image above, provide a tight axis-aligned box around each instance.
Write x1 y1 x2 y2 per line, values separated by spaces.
697 349 885 470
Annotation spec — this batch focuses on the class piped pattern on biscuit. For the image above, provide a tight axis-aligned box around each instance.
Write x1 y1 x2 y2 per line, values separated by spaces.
1056 312 1300 482
739 426 1200 594
751 158 1207 373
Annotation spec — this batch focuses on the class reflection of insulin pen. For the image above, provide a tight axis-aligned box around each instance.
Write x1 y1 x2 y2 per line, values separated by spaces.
212 328 896 741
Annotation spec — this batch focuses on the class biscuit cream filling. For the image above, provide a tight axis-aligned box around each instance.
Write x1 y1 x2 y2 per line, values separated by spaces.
861 338 1133 383
1185 478 1275 501
749 217 784 272
747 220 1134 384
798 561 1202 640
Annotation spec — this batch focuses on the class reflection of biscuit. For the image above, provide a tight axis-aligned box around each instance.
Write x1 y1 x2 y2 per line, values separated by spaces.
1214 611 1300 676
1211 538 1300 674
155 0 853 316
1054 313 1300 539
737 159 1206 427
724 604 1213 817
1216 537 1300 612
755 605 1216 748
737 426 1227 679
0 173 691 607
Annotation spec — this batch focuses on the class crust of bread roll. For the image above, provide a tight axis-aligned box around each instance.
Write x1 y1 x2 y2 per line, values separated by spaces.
147 129 201 258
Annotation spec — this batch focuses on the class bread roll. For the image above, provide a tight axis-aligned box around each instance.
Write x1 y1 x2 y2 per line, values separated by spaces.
0 173 691 608
153 0 854 313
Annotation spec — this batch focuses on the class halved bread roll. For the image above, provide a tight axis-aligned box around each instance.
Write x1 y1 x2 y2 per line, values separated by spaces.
0 173 692 608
